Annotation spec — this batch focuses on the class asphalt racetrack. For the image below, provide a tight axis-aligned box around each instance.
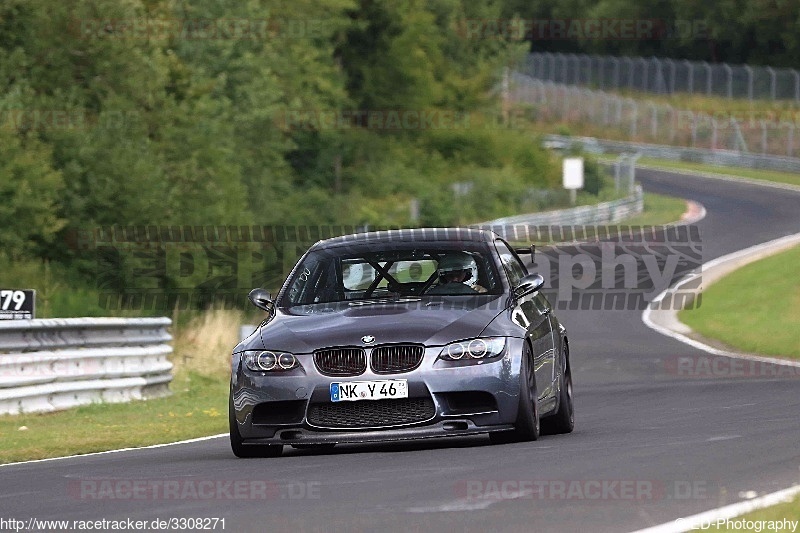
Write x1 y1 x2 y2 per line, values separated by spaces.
1 168 799 532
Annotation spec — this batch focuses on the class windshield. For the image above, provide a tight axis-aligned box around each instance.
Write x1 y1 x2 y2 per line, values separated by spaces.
278 244 503 306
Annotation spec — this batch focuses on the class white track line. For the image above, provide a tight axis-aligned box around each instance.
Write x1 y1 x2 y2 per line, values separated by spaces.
630 484 800 533
637 163 800 193
0 433 226 469
642 231 800 369
637 168 800 532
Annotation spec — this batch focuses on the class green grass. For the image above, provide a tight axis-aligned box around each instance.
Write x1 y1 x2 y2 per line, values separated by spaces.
635 157 800 188
623 192 688 226
679 244 800 359
700 495 800 531
0 371 228 465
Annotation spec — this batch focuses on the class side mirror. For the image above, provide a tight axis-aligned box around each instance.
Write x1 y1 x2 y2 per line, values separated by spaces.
514 273 545 299
248 288 274 313
514 244 536 261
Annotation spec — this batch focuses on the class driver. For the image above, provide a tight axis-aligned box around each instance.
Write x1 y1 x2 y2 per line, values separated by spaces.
434 252 487 294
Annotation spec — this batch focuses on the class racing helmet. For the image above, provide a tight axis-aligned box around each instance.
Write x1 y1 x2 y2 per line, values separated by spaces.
437 252 479 289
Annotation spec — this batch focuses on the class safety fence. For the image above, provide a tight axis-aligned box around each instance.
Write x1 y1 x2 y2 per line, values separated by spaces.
0 317 173 415
476 182 644 242
540 133 800 174
509 72 800 166
522 52 800 102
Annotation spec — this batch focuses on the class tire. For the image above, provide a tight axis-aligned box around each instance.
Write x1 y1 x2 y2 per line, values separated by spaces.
541 343 574 435
490 343 540 444
229 396 283 458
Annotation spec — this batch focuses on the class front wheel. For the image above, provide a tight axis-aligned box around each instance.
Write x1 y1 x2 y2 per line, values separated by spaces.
490 343 539 444
229 396 283 458
541 359 574 435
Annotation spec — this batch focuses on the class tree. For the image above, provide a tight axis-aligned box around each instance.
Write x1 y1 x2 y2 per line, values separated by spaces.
0 130 64 260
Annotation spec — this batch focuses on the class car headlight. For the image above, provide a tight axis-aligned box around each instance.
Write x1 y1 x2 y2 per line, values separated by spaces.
438 338 506 361
242 350 299 372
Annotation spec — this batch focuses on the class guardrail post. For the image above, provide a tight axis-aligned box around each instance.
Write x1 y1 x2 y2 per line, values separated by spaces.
652 57 664 93
582 55 592 87
666 58 676 95
628 153 640 193
703 61 712 95
638 57 649 92
684 59 694 94
557 53 568 84
628 99 638 137
523 54 532 78
744 65 753 101
545 81 556 111
624 57 634 90
649 103 658 138
733 119 749 153
570 54 580 85
591 55 602 89
711 117 718 150
589 88 602 123
724 64 733 98
794 70 800 104
666 104 676 142
767 67 777 100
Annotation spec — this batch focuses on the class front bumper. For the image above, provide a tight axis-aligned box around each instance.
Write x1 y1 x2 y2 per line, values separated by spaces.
240 421 515 445
231 338 525 445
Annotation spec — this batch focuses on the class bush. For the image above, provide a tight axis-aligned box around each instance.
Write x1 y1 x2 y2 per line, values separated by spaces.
0 258 109 318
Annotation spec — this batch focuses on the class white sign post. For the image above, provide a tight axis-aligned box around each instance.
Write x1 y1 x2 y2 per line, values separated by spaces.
563 157 584 206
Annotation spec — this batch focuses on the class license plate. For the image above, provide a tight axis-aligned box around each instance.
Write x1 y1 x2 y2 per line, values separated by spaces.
330 379 408 402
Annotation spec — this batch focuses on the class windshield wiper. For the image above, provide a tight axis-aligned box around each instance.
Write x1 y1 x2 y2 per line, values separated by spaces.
347 296 421 306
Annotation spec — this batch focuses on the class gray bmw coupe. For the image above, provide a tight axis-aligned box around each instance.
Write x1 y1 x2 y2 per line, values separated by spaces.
230 228 573 457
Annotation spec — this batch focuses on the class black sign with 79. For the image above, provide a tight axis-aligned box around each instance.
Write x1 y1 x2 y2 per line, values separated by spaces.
0 289 35 320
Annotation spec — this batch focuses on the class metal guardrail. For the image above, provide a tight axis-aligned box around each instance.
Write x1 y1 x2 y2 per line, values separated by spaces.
0 318 173 415
476 183 644 242
541 134 800 174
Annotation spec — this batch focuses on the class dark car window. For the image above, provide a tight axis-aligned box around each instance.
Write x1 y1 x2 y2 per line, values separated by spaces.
495 240 528 288
279 245 503 306
285 254 338 305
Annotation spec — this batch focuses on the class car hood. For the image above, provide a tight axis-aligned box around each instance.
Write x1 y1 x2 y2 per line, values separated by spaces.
241 296 508 353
